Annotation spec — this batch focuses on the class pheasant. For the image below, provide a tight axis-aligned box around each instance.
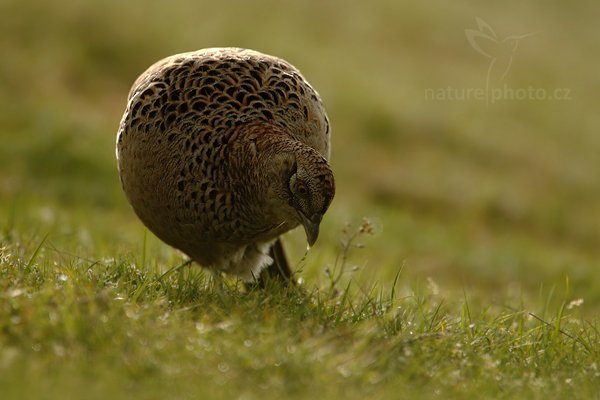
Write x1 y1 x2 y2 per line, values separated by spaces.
116 48 334 284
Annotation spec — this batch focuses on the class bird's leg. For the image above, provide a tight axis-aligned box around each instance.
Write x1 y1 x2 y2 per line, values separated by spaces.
256 238 295 287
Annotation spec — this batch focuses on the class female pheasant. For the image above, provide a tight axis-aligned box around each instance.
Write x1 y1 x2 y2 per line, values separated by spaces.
116 48 334 283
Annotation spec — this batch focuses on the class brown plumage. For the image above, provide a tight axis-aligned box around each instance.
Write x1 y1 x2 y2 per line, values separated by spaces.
116 48 335 282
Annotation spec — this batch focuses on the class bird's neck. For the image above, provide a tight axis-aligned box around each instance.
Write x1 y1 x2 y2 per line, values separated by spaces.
226 123 302 233
229 121 301 168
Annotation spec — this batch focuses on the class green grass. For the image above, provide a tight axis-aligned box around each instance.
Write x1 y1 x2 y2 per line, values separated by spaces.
2 225 599 399
1 0 600 398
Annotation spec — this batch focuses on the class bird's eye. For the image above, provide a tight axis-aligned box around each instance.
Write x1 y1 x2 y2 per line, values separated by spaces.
296 183 308 196
288 173 308 197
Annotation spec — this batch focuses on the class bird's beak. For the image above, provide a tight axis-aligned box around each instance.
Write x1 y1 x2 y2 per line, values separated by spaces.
299 212 323 248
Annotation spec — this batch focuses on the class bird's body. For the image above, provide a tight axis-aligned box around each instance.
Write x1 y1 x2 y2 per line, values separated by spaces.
116 48 334 281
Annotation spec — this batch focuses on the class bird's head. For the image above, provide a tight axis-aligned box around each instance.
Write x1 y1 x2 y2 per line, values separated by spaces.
241 124 335 247
286 148 335 247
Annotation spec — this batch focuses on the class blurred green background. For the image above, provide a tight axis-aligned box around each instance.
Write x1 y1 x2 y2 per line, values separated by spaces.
1 0 599 308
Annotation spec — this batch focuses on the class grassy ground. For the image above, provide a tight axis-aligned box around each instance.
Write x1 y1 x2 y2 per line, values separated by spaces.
1 0 599 398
